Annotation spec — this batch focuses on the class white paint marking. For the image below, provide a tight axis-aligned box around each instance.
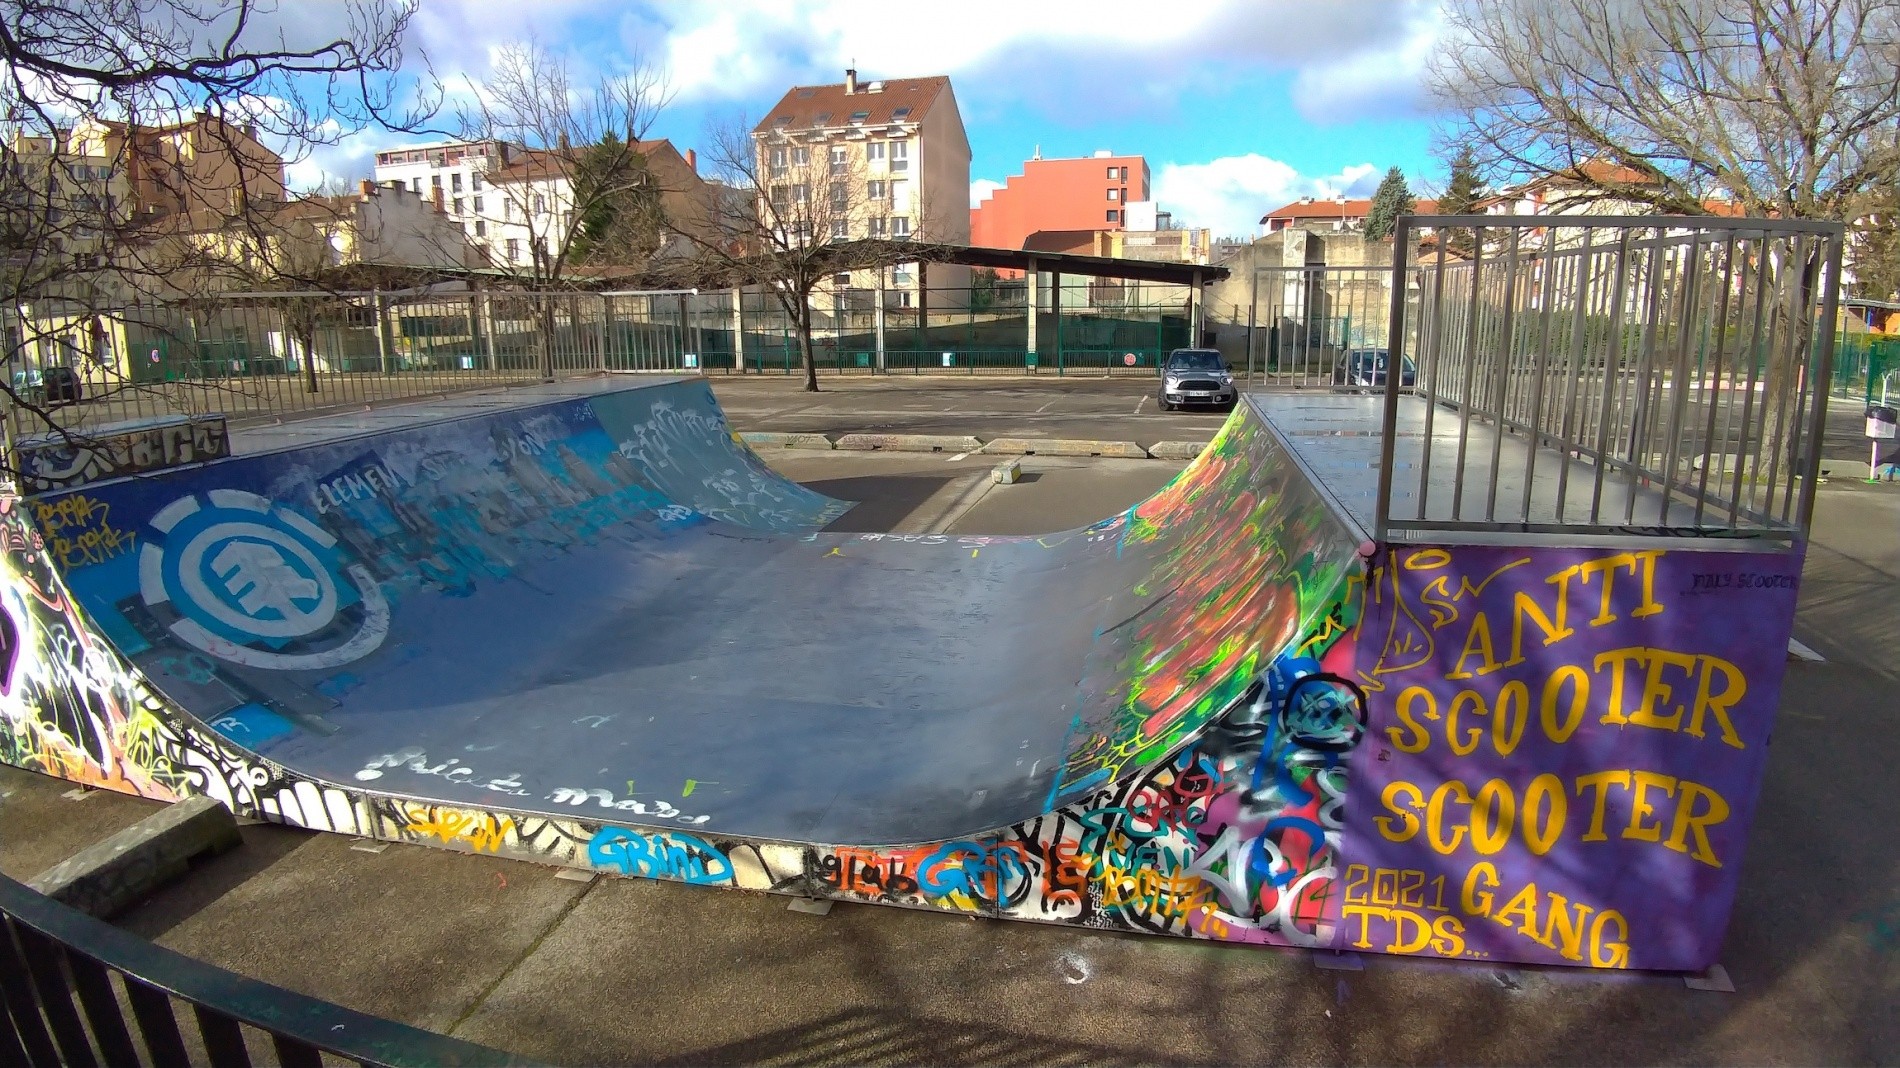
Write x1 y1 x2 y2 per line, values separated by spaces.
349 839 390 854
947 452 969 461
1036 399 1057 413
1133 396 1147 415
1787 637 1825 662
1057 952 1092 984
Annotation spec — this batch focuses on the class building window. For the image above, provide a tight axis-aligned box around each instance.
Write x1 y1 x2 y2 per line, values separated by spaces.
830 146 847 175
473 195 483 213
1107 188 1119 201
1120 167 1129 180
829 182 847 210
506 201 516 220
831 219 849 239
849 110 870 125
870 216 887 237
891 107 912 121
475 220 487 237
1106 209 1119 222
1106 165 1117 179
533 194 546 213
867 141 885 161
431 174 441 189
451 172 463 192
889 140 908 172
507 237 520 260
891 216 910 238
453 196 464 214
471 171 483 191
771 186 789 210
833 271 851 285
791 146 809 166
411 177 421 193
867 179 886 200
791 183 809 203
770 146 787 176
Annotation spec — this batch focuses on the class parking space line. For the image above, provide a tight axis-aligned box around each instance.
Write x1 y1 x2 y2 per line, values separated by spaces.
1133 396 1146 415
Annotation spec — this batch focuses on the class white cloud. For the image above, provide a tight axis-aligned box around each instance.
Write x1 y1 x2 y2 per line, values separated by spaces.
970 178 1003 209
1291 9 1442 121
1154 155 1381 239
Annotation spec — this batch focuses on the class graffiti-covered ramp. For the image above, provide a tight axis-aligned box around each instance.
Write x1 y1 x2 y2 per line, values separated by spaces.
16 377 1357 848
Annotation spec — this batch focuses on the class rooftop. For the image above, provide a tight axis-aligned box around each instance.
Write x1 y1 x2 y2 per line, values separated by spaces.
754 74 949 136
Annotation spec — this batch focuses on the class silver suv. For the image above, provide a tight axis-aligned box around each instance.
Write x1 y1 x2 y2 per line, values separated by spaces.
1157 349 1236 411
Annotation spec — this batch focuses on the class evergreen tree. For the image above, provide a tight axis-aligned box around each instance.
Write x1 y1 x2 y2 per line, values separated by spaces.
1438 148 1483 217
569 132 663 265
1363 167 1415 240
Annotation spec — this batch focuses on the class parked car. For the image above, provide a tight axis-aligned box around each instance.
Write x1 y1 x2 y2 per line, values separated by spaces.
1331 348 1416 391
1157 348 1237 411
11 366 83 406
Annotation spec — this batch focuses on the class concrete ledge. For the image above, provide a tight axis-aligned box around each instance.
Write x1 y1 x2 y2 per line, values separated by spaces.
28 796 240 919
981 437 1148 459
991 458 1023 485
1148 441 1209 460
834 433 984 453
739 431 834 451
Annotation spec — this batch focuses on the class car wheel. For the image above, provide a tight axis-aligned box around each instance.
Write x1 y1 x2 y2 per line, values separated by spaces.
1159 398 1173 412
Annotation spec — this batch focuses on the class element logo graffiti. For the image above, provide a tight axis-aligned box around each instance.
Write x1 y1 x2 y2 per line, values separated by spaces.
137 490 389 670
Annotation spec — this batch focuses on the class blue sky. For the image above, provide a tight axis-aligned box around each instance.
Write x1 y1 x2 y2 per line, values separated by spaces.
306 0 1448 240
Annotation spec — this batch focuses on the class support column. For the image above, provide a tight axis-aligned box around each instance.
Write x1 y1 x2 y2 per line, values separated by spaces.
1025 258 1039 372
479 287 497 370
677 293 690 370
874 269 887 373
915 261 929 373
731 288 746 372
596 294 610 371
691 292 705 369
1246 264 1260 385
1191 270 1205 347
1051 270 1063 376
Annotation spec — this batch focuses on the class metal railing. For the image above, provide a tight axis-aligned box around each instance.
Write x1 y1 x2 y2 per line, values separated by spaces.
1377 215 1844 544
0 872 524 1067
1240 266 1399 389
3 289 725 442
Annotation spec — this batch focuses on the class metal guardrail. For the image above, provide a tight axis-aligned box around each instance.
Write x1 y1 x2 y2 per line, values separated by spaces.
0 872 526 1067
1376 214 1844 544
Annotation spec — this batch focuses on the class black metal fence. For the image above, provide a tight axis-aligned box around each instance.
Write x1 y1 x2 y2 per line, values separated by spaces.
0 872 525 1067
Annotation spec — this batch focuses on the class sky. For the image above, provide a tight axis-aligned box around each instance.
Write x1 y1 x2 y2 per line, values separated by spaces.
298 0 1449 241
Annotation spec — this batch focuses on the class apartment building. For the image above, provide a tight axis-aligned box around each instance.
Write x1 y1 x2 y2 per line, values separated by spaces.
372 138 715 270
1259 195 1440 236
752 68 972 302
971 149 1151 252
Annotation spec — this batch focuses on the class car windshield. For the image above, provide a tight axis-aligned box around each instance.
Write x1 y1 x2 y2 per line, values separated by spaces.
1352 351 1387 370
1168 352 1223 371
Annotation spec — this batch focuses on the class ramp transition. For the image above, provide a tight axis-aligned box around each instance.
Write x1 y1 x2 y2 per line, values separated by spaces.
0 378 1803 969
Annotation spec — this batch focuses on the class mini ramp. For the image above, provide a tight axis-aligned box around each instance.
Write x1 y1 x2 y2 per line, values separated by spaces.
0 374 1805 970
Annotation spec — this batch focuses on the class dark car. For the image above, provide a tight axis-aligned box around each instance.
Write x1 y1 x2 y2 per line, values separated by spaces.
11 366 83 405
1157 349 1237 411
1331 348 1416 391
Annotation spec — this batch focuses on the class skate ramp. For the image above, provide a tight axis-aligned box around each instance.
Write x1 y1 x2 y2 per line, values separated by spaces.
3 377 1359 847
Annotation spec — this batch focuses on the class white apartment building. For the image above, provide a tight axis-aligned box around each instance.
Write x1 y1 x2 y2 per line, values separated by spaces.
752 69 971 304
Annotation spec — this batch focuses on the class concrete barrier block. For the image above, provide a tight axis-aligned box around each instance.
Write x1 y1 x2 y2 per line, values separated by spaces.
991 458 1023 485
28 796 240 919
739 431 834 451
1149 441 1210 460
834 433 984 453
982 438 1148 459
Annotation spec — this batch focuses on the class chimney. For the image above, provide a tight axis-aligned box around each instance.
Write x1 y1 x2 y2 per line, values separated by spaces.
685 148 696 173
359 179 374 200
844 67 857 95
557 131 570 151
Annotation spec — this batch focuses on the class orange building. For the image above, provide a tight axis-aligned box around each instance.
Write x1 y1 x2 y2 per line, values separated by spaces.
971 151 1151 255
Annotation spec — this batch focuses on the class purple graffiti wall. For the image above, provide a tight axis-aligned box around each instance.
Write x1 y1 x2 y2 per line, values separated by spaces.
1345 544 1801 970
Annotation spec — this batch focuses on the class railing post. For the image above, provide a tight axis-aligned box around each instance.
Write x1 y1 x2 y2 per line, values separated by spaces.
1246 262 1259 386
1375 217 1413 544
1025 257 1039 373
597 294 610 372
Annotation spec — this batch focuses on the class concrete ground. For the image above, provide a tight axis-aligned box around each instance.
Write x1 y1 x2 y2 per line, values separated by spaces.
1 376 1897 1066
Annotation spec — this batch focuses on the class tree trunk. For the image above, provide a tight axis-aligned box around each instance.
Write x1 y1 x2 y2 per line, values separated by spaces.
298 324 319 394
798 298 819 392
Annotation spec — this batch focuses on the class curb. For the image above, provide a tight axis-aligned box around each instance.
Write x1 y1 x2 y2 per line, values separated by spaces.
981 437 1149 459
834 433 985 453
29 796 240 919
740 431 834 451
1148 441 1209 460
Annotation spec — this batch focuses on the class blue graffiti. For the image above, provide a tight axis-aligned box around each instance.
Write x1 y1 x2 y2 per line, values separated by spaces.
587 826 733 885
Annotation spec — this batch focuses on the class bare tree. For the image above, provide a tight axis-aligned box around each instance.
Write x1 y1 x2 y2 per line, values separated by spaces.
1430 0 1900 220
694 116 932 392
454 41 670 377
0 0 432 440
